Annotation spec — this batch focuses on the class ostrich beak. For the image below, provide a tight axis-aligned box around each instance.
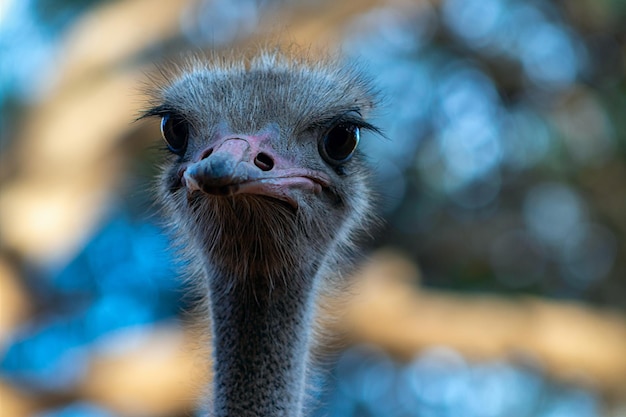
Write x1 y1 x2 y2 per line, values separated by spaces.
182 137 330 208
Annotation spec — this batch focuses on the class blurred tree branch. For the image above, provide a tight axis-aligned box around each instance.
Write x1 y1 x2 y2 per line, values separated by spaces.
336 251 626 397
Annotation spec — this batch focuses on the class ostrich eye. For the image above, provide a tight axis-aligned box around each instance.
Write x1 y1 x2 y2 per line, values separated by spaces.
160 114 189 155
320 123 360 165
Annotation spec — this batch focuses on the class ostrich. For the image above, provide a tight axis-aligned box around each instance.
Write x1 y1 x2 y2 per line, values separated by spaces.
142 51 380 416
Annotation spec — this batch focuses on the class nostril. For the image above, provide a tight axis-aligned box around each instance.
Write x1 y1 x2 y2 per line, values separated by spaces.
254 152 274 171
200 148 213 160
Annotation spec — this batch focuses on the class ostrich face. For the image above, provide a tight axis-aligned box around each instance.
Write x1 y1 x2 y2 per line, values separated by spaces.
159 109 365 212
145 55 379 276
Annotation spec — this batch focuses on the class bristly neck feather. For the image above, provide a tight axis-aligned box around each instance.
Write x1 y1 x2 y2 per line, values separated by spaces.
207 262 320 417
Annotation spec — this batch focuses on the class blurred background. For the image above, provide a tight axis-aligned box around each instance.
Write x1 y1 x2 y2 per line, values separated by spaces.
1 0 625 416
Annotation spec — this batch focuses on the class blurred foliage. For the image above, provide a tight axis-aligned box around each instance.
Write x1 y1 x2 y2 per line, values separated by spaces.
314 345 601 417
342 0 626 307
1 0 625 416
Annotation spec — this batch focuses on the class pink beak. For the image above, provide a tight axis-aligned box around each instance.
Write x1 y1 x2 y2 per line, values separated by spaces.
182 136 330 208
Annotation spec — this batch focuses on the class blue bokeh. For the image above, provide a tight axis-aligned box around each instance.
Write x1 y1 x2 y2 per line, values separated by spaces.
1 213 182 391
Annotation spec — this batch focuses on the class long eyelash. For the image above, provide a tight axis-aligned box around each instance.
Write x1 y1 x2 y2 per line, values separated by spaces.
340 116 383 136
136 104 179 121
304 110 378 136
325 112 385 138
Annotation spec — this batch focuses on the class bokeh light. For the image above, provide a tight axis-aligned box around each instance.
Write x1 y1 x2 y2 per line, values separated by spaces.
1 0 624 416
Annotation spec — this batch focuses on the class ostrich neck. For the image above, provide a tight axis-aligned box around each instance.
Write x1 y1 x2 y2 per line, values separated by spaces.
207 261 319 417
